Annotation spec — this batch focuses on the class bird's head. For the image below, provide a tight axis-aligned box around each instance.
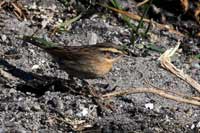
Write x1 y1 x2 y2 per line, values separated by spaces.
94 43 126 63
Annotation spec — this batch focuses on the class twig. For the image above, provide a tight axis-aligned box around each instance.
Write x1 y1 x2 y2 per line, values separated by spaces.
0 1 6 8
192 97 200 101
159 42 200 93
0 68 18 81
136 0 150 7
102 87 200 106
54 116 92 131
0 52 20 59
88 86 113 114
145 79 200 101
98 4 184 36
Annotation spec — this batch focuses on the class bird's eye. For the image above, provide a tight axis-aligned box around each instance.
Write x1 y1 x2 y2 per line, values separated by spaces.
102 51 120 59
110 52 120 58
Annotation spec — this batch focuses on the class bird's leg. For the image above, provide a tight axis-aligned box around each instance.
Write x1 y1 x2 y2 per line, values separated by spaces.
80 79 102 98
68 74 89 87
64 75 83 94
66 75 92 95
103 76 118 92
80 79 89 86
67 76 114 113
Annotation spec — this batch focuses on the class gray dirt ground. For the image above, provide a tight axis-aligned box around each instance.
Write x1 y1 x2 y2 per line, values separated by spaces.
0 0 200 132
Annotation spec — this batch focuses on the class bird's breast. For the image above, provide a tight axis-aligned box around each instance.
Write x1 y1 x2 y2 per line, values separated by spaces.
59 58 113 79
93 60 113 77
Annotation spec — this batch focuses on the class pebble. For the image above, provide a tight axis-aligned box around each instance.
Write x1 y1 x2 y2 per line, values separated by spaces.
31 65 40 70
1 34 7 42
196 121 200 128
88 32 98 45
31 105 41 111
76 106 89 117
145 103 154 110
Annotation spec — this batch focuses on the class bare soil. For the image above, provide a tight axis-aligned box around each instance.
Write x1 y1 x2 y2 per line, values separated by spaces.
0 0 200 132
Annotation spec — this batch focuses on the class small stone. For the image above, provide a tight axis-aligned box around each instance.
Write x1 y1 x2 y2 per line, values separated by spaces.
31 105 41 111
191 124 195 129
88 32 98 45
137 44 144 49
19 104 30 112
113 36 122 45
145 103 154 110
1 34 7 42
29 49 35 54
51 97 64 110
191 62 200 69
76 107 89 117
9 88 17 94
196 121 200 128
31 65 40 70
29 2 37 9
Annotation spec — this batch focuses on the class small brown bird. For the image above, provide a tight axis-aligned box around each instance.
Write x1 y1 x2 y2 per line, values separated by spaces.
23 36 125 79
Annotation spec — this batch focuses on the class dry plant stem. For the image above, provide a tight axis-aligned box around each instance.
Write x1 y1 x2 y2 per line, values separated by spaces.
161 59 200 93
192 96 200 101
102 87 200 106
0 52 20 58
0 1 6 8
160 43 200 93
101 4 184 36
137 0 150 7
0 68 18 80
54 116 91 131
145 79 200 101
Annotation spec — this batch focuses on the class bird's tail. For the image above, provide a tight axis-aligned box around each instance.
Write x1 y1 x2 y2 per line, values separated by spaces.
21 36 57 49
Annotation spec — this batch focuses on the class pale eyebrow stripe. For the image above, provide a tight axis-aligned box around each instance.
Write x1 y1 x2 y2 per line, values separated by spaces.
99 48 123 54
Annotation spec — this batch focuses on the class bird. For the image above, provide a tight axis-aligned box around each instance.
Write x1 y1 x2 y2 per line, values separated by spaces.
22 36 125 80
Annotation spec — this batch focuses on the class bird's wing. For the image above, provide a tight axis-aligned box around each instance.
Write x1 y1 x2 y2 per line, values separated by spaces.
45 47 93 63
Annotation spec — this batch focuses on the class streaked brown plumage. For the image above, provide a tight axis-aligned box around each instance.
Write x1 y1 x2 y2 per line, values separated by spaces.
24 36 125 79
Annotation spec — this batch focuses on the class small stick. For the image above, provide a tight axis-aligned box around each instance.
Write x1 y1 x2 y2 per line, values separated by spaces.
0 68 18 81
159 42 200 93
102 87 200 106
137 0 150 7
